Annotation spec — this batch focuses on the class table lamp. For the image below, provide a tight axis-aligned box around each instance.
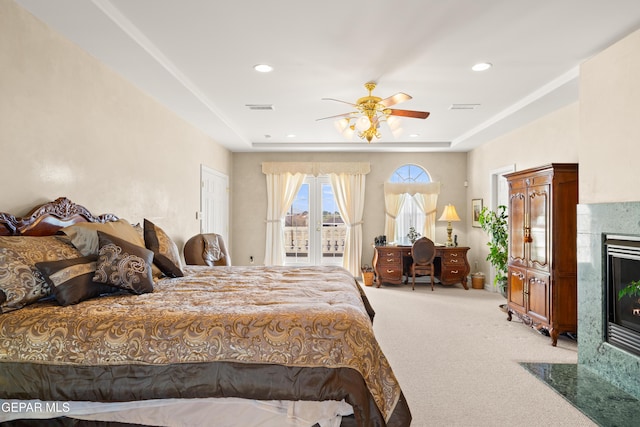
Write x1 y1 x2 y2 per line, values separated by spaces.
438 204 461 247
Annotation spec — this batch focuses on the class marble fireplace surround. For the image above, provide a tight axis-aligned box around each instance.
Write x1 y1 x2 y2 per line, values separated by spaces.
578 201 640 398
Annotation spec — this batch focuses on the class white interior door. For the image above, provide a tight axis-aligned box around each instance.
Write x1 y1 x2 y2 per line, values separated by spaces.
200 165 229 243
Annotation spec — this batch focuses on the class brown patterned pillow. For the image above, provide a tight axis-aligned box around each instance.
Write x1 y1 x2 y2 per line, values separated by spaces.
0 236 81 313
93 231 154 294
36 255 119 306
144 219 184 278
61 219 146 256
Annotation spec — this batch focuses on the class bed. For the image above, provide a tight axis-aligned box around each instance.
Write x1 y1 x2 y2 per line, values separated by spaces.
0 197 411 426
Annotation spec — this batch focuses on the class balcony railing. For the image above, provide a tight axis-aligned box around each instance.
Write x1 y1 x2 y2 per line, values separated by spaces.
285 225 346 258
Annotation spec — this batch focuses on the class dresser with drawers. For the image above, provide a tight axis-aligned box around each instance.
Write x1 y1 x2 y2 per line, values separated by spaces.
372 245 470 289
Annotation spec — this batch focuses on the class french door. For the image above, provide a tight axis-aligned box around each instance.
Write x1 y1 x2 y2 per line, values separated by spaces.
285 176 345 266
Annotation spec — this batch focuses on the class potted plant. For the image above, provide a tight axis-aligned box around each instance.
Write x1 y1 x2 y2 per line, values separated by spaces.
478 205 508 297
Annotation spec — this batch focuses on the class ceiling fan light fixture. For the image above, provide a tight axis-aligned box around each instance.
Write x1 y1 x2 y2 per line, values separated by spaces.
386 116 400 130
319 82 430 143
355 115 371 132
335 118 350 133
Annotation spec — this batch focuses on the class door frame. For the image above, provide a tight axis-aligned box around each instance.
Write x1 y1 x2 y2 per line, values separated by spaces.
486 164 515 290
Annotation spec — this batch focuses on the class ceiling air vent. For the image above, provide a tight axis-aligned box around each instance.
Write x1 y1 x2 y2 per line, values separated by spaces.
246 104 275 111
449 104 480 110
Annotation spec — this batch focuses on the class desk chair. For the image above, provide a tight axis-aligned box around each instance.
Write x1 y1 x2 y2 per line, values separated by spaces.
411 237 436 291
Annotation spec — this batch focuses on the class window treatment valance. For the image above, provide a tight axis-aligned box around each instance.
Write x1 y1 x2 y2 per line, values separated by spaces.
384 181 441 196
262 162 371 176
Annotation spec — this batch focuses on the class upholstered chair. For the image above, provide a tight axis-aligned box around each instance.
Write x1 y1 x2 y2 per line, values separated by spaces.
183 233 231 266
410 237 436 291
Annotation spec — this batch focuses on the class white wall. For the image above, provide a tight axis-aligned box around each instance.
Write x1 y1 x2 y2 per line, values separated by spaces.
579 28 640 203
0 0 232 249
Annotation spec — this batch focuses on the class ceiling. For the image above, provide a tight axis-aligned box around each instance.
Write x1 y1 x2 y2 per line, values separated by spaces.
15 0 640 152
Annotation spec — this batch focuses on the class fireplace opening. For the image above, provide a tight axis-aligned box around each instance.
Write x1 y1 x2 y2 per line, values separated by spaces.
605 234 640 356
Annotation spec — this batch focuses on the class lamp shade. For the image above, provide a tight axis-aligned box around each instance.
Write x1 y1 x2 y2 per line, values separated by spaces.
355 115 371 132
438 204 461 222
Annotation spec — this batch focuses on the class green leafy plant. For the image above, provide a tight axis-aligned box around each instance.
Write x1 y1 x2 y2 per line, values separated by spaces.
619 280 640 299
478 205 508 287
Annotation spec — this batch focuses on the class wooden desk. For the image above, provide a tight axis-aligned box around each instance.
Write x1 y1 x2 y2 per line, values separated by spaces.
372 245 470 290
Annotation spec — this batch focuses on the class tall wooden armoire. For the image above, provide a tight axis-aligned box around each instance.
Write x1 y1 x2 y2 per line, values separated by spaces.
504 164 578 346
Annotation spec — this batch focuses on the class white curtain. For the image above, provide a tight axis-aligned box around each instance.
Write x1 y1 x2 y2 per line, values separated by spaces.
330 172 366 277
383 191 407 243
264 172 306 265
413 192 439 240
384 182 441 241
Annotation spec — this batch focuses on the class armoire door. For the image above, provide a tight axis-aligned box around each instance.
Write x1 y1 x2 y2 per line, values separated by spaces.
527 270 550 324
508 266 526 312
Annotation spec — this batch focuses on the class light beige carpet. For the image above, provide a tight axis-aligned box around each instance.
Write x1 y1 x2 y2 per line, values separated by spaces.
361 280 596 427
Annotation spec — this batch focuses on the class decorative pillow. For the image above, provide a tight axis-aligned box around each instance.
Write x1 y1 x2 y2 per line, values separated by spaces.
0 236 81 313
61 219 146 256
144 219 184 278
93 231 154 294
36 255 119 306
203 234 225 263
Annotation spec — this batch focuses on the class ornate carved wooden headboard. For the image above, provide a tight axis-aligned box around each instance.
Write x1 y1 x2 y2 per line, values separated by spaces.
0 197 118 236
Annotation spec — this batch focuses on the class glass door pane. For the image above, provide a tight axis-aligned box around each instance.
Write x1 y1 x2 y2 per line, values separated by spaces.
529 184 549 270
320 182 345 265
284 183 310 264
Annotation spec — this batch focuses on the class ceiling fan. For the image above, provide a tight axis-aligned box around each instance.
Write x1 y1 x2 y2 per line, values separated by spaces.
317 82 430 142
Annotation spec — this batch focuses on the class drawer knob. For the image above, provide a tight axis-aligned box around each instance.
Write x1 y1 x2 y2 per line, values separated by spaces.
386 269 395 273
450 259 458 263
451 253 458 257
386 258 395 262
451 270 459 274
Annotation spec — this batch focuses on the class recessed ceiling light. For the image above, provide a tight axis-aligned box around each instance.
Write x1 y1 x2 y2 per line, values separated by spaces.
253 64 273 73
472 62 492 72
409 133 420 138
287 134 296 138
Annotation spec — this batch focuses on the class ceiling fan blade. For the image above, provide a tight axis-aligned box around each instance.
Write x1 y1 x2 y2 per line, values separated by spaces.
321 98 358 107
379 92 412 107
388 109 430 119
316 112 356 121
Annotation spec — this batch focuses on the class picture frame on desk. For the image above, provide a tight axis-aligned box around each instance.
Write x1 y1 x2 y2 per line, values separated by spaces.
472 198 483 228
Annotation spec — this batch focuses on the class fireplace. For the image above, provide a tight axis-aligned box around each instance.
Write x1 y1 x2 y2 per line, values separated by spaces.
578 202 640 399
605 234 640 357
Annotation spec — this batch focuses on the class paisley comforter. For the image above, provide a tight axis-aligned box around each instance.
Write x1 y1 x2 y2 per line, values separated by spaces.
0 265 410 426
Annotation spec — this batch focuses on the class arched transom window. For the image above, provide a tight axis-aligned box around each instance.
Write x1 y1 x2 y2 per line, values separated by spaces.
389 164 431 184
